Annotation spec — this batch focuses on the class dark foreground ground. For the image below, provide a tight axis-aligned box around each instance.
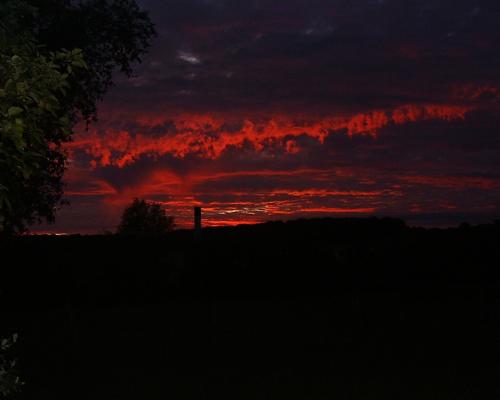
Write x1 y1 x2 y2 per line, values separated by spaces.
1 217 500 399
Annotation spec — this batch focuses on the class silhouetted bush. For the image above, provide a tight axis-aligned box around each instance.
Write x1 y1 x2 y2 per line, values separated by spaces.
117 198 175 236
0 334 23 397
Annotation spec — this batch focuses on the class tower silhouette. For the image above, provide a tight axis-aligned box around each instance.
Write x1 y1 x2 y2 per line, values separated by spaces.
194 206 202 240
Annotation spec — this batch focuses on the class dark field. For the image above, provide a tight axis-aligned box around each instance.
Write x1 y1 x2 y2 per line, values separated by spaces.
1 218 500 399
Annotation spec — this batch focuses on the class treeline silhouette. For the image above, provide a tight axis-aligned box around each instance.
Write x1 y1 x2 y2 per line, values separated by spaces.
2 217 499 305
1 217 500 399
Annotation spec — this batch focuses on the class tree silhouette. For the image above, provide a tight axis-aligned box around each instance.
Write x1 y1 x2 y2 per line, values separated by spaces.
0 35 87 234
117 199 175 236
3 0 157 122
0 0 156 234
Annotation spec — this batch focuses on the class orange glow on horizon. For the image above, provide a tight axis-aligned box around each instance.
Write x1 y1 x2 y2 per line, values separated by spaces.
45 98 500 234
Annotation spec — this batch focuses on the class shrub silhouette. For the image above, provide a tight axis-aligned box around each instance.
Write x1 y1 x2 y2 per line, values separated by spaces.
0 334 23 397
117 199 174 236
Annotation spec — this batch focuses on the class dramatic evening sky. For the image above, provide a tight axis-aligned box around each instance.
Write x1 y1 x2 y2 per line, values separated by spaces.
39 0 500 233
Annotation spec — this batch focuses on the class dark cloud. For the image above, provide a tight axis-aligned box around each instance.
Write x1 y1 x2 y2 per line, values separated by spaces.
109 0 500 113
34 0 500 233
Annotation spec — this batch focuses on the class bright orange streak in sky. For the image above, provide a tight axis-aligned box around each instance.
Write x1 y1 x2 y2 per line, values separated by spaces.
67 104 469 168
47 100 500 233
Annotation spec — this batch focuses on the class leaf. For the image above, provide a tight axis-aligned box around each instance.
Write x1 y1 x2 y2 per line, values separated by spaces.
3 196 11 211
22 168 32 180
4 79 15 94
8 107 23 117
29 92 40 103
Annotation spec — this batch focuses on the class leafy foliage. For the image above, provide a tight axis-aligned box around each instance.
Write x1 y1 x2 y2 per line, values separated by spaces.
0 0 156 234
0 334 24 398
0 35 86 233
117 198 175 236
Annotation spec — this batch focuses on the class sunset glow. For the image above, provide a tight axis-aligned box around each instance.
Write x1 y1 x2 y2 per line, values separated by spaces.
34 0 500 233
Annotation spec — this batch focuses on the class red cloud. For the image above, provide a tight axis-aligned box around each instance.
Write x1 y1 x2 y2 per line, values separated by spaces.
67 103 470 168
62 165 393 228
453 84 500 101
399 175 500 190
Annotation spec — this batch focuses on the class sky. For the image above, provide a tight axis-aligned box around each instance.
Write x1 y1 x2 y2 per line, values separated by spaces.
37 0 500 233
